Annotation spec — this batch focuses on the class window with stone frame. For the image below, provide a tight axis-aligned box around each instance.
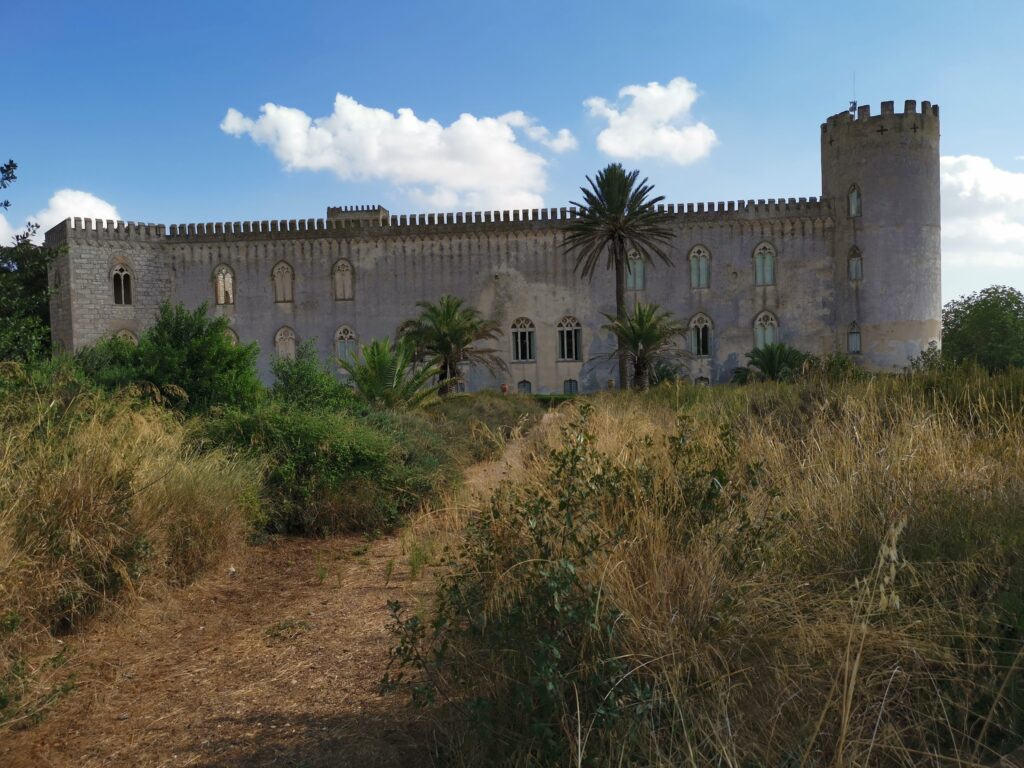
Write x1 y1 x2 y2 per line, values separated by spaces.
272 261 294 303
333 259 354 301
517 379 532 394
563 379 579 395
848 247 863 282
112 265 133 305
224 327 239 345
335 325 358 365
214 265 235 305
275 326 296 360
689 246 711 289
754 242 776 286
754 311 778 349
848 185 862 218
625 251 645 291
847 322 861 354
557 316 582 361
511 317 536 362
689 313 713 357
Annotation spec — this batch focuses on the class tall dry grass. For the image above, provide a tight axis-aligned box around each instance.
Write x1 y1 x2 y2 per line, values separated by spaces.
0 363 262 723
397 375 1024 766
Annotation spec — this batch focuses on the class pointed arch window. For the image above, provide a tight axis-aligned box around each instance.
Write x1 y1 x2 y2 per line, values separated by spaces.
847 322 861 354
272 261 294 303
114 329 137 344
214 265 235 305
511 317 535 362
689 314 713 357
335 325 358 364
224 328 239 345
517 379 532 394
626 251 645 291
754 312 778 350
848 185 862 218
754 242 776 286
333 259 354 301
689 246 710 289
557 316 582 361
275 326 296 360
848 247 863 282
112 266 133 305
563 379 579 395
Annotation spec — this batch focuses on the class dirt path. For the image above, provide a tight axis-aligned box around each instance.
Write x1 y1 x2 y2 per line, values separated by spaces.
0 445 527 768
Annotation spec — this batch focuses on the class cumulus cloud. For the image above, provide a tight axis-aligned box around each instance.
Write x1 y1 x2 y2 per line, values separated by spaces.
584 77 717 165
941 154 1024 268
221 95 577 210
0 189 119 245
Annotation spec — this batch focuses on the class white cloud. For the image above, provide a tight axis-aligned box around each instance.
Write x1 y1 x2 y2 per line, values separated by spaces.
941 154 1024 268
0 189 119 245
585 77 718 165
221 95 576 210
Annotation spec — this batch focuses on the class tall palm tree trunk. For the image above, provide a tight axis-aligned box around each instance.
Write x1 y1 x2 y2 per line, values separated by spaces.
613 239 628 388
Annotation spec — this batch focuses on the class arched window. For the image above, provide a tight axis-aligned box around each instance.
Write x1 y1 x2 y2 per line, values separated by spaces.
847 322 861 354
224 328 239 345
214 265 235 305
114 329 137 344
689 246 710 289
754 312 778 350
754 242 776 286
511 317 535 362
333 259 354 301
275 326 296 360
517 379 532 394
626 251 645 291
335 325 358 364
557 316 582 361
112 266 133 305
694 376 710 386
563 379 579 395
848 247 863 282
272 261 294 303
848 185 862 218
689 314 712 357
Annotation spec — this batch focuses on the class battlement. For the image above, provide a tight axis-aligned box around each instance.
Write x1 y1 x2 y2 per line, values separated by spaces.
822 99 939 136
44 196 832 246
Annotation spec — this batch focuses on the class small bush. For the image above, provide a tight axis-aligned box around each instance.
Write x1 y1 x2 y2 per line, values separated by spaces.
271 340 362 413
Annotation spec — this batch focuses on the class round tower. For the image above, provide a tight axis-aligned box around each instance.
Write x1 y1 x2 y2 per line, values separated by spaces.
821 99 941 370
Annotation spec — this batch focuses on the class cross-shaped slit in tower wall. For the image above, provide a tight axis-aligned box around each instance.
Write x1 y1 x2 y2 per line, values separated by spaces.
911 124 919 133
828 136 835 146
876 125 888 135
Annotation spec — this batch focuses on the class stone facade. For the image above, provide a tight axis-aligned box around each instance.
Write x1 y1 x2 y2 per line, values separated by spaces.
44 101 942 392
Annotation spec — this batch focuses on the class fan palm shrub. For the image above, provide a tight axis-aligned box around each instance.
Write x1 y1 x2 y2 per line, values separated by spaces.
338 338 441 409
562 163 674 388
398 295 507 395
731 342 810 383
601 302 685 390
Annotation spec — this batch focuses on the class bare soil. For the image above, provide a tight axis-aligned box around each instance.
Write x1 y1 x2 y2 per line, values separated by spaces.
0 450 521 768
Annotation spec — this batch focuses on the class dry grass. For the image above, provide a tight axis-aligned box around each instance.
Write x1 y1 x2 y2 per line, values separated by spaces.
0 366 262 725
407 376 1024 766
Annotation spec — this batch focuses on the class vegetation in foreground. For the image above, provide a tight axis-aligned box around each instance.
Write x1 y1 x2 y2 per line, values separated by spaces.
389 369 1024 766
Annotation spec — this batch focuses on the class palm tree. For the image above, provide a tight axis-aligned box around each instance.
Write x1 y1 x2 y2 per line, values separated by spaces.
397 295 507 395
601 302 685 390
562 163 675 388
730 343 810 383
338 338 441 409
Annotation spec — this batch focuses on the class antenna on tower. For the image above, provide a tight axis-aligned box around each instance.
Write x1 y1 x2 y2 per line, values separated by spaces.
849 72 857 116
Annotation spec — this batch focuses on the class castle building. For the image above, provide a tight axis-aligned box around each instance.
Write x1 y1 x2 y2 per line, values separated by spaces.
45 100 941 392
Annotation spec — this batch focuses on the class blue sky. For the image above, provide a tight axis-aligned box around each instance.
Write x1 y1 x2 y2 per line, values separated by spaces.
5 0 1024 302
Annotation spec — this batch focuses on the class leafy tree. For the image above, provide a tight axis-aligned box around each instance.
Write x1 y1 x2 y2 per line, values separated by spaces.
601 302 685 390
271 340 360 412
1 159 16 210
942 285 1024 372
339 338 441 409
398 294 507 395
563 163 674 388
731 343 809 383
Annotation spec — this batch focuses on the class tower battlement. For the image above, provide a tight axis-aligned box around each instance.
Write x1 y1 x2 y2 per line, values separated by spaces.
822 99 940 139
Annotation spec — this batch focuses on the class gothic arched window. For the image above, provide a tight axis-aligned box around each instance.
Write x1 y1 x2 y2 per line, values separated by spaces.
626 251 645 291
333 259 354 301
848 185 862 218
511 317 535 362
112 265 133 305
224 327 239 345
275 326 296 360
272 261 294 303
557 316 582 362
689 246 710 289
114 329 137 344
847 322 862 354
689 313 712 357
335 325 358 364
754 311 778 350
754 242 776 287
563 379 579 395
517 379 532 394
848 247 863 282
214 265 235 305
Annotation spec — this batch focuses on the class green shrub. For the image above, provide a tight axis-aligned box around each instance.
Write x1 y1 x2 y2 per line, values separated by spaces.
271 340 362 413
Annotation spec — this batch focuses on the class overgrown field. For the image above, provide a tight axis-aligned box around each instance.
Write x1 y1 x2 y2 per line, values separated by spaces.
0 358 541 726
392 368 1024 766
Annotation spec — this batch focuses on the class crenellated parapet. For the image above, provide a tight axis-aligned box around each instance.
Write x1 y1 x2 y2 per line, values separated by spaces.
44 196 832 246
822 99 939 140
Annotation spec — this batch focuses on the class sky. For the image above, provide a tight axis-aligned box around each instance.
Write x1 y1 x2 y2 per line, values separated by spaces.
4 0 1024 303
